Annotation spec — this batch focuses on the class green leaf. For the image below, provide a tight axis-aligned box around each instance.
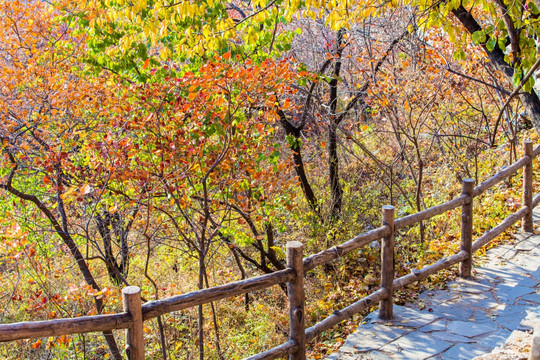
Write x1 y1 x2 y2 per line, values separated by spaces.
285 134 301 148
498 37 507 50
529 1 540 14
453 49 466 60
524 76 535 92
486 37 497 51
471 30 486 44
512 68 522 87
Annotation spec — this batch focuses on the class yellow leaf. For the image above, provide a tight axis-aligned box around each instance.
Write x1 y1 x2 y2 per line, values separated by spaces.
270 246 286 259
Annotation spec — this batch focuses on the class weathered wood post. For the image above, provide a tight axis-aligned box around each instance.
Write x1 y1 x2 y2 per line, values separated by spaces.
460 179 475 278
523 140 534 233
379 205 395 320
287 241 305 360
122 286 144 360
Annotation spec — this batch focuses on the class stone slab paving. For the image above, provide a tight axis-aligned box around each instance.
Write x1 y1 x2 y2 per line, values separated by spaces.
326 218 540 359
473 330 532 360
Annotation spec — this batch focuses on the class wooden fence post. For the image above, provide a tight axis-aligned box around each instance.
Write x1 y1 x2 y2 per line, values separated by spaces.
122 286 144 360
287 241 305 360
460 179 474 278
379 205 394 320
523 140 534 233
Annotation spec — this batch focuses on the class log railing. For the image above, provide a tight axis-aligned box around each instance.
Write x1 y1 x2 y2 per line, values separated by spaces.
0 139 539 360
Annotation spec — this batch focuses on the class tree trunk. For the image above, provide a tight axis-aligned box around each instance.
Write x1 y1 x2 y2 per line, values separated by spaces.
452 5 540 134
328 122 343 220
328 29 345 220
277 110 320 215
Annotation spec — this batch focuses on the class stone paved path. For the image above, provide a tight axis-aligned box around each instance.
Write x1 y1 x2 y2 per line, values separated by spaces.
326 211 540 360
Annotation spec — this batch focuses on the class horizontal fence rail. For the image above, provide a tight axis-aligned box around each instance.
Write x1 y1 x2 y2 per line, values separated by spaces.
303 226 390 272
142 268 296 320
0 140 538 360
0 313 133 342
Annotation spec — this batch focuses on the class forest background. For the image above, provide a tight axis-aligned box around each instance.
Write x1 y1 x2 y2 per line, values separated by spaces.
1 0 540 358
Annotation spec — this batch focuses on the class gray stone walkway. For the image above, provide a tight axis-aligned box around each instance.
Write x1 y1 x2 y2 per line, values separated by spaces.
327 216 540 359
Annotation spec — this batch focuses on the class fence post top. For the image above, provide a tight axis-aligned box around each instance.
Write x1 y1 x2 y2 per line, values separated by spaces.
524 139 533 144
122 286 141 295
462 178 475 197
524 140 533 154
382 205 395 211
287 241 304 249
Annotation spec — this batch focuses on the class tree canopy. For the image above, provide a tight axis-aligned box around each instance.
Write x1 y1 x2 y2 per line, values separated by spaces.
1 0 539 358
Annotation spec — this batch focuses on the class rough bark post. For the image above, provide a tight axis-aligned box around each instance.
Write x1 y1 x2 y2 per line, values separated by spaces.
460 179 475 278
287 241 305 360
379 205 395 320
122 286 144 360
523 140 534 232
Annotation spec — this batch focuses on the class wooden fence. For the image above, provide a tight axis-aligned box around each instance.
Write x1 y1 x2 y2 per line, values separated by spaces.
0 140 539 360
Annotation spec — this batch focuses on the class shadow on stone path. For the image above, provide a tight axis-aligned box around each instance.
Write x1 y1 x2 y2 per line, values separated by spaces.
326 211 540 360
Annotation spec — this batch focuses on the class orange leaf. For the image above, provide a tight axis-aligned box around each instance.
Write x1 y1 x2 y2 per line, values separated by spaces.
223 52 231 60
283 98 291 109
143 58 150 69
32 339 41 349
